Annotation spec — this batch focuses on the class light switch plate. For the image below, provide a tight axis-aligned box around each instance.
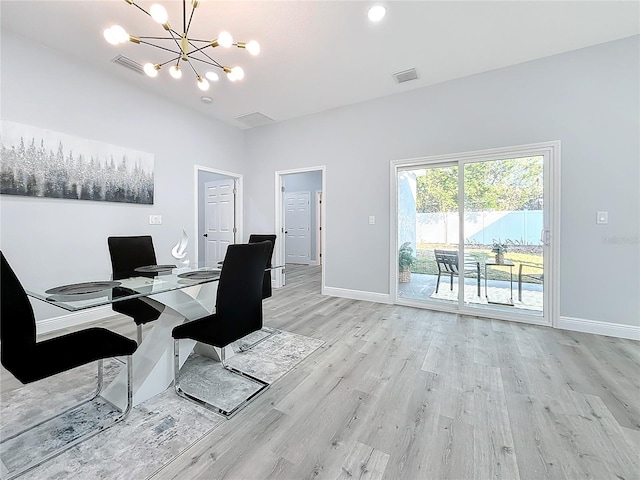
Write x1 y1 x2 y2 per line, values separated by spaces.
596 211 608 224
149 215 162 225
369 215 375 225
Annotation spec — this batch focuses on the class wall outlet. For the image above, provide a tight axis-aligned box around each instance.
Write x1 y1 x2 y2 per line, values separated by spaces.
369 215 376 225
596 211 608 224
149 215 162 225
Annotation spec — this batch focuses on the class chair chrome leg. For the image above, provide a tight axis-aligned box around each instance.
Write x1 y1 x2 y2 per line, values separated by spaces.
1 357 134 480
237 327 279 352
173 339 269 419
137 325 143 345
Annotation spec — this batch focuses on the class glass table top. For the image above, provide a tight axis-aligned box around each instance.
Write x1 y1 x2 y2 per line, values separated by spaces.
26 264 282 312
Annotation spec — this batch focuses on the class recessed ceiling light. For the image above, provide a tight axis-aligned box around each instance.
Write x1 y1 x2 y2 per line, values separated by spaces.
368 5 386 22
201 96 213 104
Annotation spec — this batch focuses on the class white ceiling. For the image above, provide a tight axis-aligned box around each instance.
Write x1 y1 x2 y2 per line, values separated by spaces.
2 1 639 129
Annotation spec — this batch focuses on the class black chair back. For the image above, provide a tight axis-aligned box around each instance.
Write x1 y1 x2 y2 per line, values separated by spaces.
248 234 276 298
107 236 162 331
1 251 138 384
107 235 157 279
0 251 37 350
214 241 271 341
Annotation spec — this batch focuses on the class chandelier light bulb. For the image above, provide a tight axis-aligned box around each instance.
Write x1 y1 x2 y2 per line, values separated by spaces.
143 63 160 77
205 71 220 82
246 40 260 56
169 65 182 79
367 5 387 22
227 66 244 82
197 76 210 91
150 4 169 24
113 25 129 44
104 25 129 45
218 31 233 48
103 27 118 45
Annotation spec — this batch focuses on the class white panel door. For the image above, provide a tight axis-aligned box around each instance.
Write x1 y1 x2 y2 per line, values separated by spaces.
285 191 311 264
204 179 235 265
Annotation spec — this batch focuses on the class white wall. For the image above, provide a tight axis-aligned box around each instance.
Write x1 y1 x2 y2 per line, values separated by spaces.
0 31 245 321
2 30 638 332
244 36 640 328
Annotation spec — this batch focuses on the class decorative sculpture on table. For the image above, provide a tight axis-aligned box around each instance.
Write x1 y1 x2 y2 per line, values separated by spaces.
171 229 189 267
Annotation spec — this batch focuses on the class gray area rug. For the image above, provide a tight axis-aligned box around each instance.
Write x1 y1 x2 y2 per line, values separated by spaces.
0 328 324 479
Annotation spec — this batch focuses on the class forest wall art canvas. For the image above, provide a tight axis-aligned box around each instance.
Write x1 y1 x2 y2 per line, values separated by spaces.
0 121 154 204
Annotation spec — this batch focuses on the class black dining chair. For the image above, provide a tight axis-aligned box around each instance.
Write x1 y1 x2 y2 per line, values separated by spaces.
216 234 277 352
172 241 272 418
0 251 138 479
248 234 276 299
107 235 163 344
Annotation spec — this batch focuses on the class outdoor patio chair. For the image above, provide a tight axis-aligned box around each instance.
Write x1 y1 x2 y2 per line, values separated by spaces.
518 262 544 301
434 249 481 296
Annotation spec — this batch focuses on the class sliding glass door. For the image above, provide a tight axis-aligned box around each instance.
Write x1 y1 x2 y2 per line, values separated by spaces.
394 143 557 326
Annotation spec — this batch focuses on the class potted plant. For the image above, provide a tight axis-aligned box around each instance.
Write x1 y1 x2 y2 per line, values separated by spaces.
492 241 508 264
398 242 416 283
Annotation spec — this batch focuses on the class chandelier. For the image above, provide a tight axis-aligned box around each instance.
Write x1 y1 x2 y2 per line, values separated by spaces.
103 0 260 92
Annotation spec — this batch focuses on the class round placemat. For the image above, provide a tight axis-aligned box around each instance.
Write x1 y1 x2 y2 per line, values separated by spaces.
134 264 176 273
45 281 121 295
177 270 220 280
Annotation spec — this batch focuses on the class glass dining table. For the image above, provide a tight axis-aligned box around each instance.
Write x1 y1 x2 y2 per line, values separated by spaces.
25 263 280 410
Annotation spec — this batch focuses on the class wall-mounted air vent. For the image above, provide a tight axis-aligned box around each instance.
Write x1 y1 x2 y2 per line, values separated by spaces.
234 112 276 128
392 68 419 84
112 54 144 75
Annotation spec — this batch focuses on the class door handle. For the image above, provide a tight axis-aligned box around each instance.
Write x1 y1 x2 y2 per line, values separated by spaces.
540 229 550 246
203 233 208 237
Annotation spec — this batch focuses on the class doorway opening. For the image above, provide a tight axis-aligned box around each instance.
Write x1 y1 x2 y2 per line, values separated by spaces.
275 167 326 292
194 166 243 266
391 141 560 327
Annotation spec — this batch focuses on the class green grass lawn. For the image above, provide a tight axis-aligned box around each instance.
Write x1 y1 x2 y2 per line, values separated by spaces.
412 243 543 283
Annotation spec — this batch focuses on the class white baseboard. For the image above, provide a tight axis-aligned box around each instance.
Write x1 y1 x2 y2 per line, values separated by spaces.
322 286 391 304
557 316 640 341
36 305 116 335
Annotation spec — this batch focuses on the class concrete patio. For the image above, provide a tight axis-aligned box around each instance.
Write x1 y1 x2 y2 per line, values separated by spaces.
397 272 543 313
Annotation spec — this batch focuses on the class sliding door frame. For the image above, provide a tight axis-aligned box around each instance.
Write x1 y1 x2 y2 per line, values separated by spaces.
390 141 561 327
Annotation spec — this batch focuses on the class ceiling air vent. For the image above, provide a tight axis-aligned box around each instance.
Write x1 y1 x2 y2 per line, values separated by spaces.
392 68 419 84
112 54 144 75
234 112 276 128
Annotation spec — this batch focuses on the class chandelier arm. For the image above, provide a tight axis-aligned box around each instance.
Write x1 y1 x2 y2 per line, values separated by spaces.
186 42 224 68
186 1 196 35
138 40 182 56
184 60 200 77
183 0 187 33
130 0 182 38
158 56 182 68
130 2 152 19
166 28 184 56
186 54 224 69
138 36 177 40
186 43 214 56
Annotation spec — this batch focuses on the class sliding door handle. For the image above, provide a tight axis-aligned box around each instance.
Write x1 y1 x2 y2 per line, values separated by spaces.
540 229 550 246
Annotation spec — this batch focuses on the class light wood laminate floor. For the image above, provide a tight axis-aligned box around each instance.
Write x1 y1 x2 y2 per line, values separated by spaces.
2 265 639 479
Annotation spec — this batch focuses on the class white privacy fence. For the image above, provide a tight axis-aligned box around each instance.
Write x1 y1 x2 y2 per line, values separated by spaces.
417 210 543 245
